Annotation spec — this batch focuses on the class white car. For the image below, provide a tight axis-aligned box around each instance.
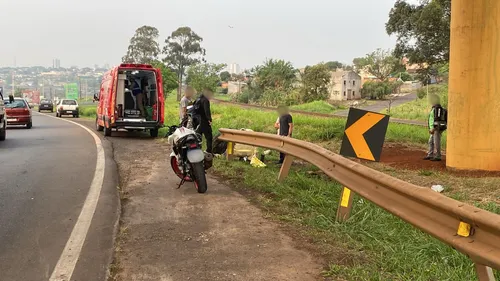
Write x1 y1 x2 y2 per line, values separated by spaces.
56 99 79 118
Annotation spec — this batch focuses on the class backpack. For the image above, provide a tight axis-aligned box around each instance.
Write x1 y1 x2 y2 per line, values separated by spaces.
190 97 202 129
435 106 448 131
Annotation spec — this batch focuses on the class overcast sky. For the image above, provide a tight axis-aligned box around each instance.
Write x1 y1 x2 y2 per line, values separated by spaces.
0 0 396 69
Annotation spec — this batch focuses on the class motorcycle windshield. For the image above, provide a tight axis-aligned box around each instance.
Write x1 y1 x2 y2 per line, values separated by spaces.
187 149 205 163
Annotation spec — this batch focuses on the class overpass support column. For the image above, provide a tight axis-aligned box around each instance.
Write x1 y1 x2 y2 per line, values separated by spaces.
447 0 500 171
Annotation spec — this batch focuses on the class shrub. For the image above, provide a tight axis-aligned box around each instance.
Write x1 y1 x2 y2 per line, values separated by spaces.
417 88 427 99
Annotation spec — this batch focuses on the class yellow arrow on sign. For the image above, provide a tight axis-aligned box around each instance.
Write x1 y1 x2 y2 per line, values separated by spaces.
345 112 385 161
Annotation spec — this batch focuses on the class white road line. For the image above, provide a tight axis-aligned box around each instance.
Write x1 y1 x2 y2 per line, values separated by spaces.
39 113 106 281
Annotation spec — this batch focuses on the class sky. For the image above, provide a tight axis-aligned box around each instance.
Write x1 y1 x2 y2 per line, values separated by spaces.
0 0 397 69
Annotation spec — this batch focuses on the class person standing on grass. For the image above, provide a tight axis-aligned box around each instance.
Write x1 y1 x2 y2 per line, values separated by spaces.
194 87 214 154
179 86 195 125
424 94 447 161
275 105 293 164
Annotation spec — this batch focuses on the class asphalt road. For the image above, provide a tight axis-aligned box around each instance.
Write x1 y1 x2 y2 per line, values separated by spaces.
0 113 118 281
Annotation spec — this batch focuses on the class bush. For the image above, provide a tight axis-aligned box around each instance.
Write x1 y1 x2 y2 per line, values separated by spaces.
235 90 250 104
417 88 427 99
79 105 97 118
259 89 287 106
361 81 401 100
417 84 448 107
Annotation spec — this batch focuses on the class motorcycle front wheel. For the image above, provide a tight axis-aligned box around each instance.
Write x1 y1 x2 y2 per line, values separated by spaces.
190 162 208 194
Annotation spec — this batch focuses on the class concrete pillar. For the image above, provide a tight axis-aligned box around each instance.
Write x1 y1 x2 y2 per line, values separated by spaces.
447 0 500 171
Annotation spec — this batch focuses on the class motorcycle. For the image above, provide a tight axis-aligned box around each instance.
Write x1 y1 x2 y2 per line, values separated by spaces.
167 120 212 193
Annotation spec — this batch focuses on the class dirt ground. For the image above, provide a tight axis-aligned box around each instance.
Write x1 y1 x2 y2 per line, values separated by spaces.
107 132 324 281
378 143 500 178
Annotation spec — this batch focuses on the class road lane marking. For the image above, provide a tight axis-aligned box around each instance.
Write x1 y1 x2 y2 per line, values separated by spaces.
39 113 106 281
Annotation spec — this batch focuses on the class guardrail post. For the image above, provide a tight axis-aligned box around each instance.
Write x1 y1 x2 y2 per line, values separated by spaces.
475 263 495 281
226 142 234 161
336 187 355 222
278 155 293 182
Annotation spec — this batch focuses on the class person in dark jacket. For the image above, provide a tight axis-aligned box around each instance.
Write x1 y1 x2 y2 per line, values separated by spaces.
196 88 214 154
274 105 293 164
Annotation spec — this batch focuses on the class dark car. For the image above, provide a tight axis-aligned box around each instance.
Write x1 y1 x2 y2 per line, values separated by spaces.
39 99 54 112
3 98 33 129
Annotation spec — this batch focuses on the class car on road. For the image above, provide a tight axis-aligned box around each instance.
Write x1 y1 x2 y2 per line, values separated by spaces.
39 99 54 112
56 99 79 118
0 94 5 140
3 98 33 129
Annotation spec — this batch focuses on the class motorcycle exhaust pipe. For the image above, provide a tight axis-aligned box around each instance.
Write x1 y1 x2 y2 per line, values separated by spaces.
204 152 214 170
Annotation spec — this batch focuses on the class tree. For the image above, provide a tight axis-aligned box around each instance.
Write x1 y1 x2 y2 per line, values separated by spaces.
352 57 371 72
151 61 178 97
300 63 331 103
163 26 206 101
325 61 344 71
254 59 296 91
386 0 451 68
395 72 413 82
14 88 24 98
186 63 226 93
220 71 231 82
122 26 161 64
361 81 402 100
355 49 400 81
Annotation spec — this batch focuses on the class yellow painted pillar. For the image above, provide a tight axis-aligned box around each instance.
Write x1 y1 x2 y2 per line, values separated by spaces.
447 0 500 171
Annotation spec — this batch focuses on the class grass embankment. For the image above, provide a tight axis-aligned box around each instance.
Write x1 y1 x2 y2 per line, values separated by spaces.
214 160 500 280
79 105 97 118
162 96 441 147
86 95 497 279
290 100 345 114
162 96 499 280
383 85 448 121
384 97 429 121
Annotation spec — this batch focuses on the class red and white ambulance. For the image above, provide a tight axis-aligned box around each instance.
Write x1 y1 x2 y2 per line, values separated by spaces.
95 64 165 137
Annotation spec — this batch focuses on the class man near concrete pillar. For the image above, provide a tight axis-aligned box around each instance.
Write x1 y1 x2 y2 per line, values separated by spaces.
424 94 447 161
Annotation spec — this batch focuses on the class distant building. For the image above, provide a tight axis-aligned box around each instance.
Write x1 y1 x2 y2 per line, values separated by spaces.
328 70 362 101
228 63 240 75
227 81 247 94
53 59 61 69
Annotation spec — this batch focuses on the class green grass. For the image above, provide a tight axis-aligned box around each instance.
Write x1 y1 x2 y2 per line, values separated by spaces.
212 159 500 280
383 97 430 121
78 105 97 118
83 94 442 147
162 98 445 147
215 93 231 101
290 100 346 114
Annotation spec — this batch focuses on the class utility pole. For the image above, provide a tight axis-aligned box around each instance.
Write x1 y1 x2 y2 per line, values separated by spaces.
12 57 16 96
78 76 82 100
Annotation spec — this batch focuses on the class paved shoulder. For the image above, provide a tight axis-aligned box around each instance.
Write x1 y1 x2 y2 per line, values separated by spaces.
107 134 323 281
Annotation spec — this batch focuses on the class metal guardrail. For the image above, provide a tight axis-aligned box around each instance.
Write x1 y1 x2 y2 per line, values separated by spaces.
218 129 500 281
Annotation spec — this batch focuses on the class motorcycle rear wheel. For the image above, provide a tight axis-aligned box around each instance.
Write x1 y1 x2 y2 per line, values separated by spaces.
191 162 208 194
170 156 193 182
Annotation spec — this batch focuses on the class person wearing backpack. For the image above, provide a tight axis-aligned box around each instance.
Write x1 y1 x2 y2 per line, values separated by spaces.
192 88 214 154
424 94 447 161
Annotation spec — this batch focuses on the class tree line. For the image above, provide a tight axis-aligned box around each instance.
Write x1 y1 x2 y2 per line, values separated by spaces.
123 0 450 105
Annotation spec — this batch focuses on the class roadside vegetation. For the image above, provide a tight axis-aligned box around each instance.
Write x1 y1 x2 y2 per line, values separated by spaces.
101 2 500 278
289 100 345 114
383 85 449 121
213 159 499 280
78 105 97 118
